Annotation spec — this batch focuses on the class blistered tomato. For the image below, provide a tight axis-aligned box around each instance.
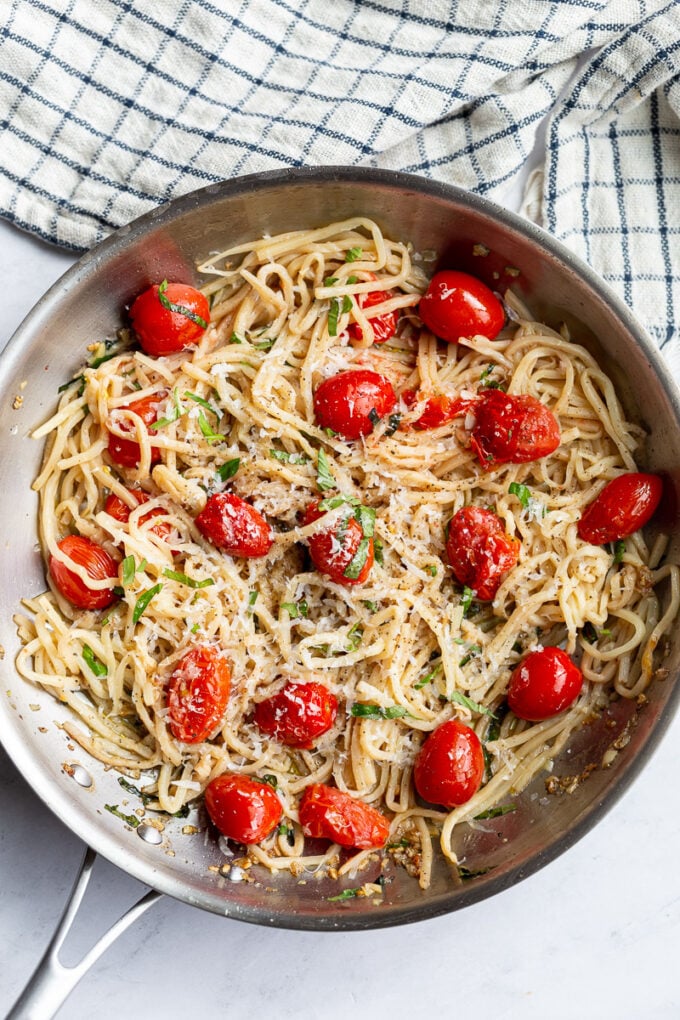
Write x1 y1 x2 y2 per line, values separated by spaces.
303 500 374 585
130 281 210 356
49 535 119 611
299 783 390 849
507 647 583 721
413 719 485 808
313 369 396 440
204 774 281 843
166 645 231 743
446 505 520 601
253 682 338 748
418 270 504 343
577 473 663 545
195 492 273 558
470 389 560 466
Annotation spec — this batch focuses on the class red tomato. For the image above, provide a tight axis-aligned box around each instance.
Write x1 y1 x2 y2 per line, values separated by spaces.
418 270 505 343
303 500 374 585
49 535 119 610
195 492 273 557
507 646 583 721
299 783 390 849
413 719 485 808
253 682 338 748
313 369 397 440
204 774 281 844
166 645 231 743
401 388 475 430
347 289 398 344
470 389 560 466
107 392 165 469
130 282 210 357
446 506 520 601
104 488 172 544
577 473 663 545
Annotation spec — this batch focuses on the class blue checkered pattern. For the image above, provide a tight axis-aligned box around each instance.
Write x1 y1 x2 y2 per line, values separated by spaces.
0 1 679 364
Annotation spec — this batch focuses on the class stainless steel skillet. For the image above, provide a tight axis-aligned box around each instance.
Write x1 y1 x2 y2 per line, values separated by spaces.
1 167 679 1016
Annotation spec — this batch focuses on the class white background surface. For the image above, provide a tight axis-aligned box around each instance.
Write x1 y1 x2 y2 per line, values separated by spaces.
1 192 679 1020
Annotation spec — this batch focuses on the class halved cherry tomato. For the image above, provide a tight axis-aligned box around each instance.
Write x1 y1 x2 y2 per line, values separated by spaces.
418 270 505 343
470 389 560 466
130 282 210 357
49 535 119 610
413 719 484 808
577 473 663 545
204 773 281 844
401 388 475 430
508 646 583 721
107 392 166 469
104 488 172 544
347 289 398 344
446 505 520 601
313 369 397 440
299 783 390 849
253 681 338 748
303 500 374 585
195 492 273 557
166 645 231 743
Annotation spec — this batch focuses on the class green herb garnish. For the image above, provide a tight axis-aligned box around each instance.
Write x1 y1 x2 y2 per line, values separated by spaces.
150 388 183 430
197 410 225 443
343 538 371 580
613 539 626 564
58 374 86 395
351 703 410 719
362 600 379 613
508 481 531 508
414 661 442 690
104 804 140 828
122 554 136 586
216 458 240 481
248 590 259 609
345 247 363 263
261 774 278 789
184 390 220 417
346 623 364 652
229 332 243 344
157 279 208 329
324 276 339 287
368 407 380 428
450 690 495 717
461 585 475 616
280 599 309 619
425 564 438 577
384 413 401 436
373 537 384 566
316 448 337 491
474 804 517 820
327 888 360 902
269 449 310 464
82 644 107 677
162 568 214 589
132 583 163 624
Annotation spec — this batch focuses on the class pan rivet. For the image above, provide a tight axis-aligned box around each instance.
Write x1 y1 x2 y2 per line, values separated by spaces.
137 824 163 845
70 765 93 788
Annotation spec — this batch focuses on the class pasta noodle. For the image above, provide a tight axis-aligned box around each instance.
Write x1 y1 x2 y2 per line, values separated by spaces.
15 218 679 889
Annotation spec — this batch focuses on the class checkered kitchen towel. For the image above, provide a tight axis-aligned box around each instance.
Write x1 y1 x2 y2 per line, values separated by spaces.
1 1 679 363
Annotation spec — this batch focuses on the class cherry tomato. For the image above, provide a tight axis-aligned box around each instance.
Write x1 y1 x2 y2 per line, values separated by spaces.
347 289 398 344
470 389 560 466
313 369 397 440
130 281 210 357
195 492 273 558
446 505 520 601
418 270 505 343
303 500 374 585
166 645 231 743
413 719 485 808
253 681 338 748
204 773 281 844
401 388 474 430
299 783 390 849
107 392 165 469
104 488 172 544
507 646 583 721
49 535 119 610
577 472 663 545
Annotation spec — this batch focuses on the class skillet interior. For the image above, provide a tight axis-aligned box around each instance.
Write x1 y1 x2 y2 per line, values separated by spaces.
1 167 678 930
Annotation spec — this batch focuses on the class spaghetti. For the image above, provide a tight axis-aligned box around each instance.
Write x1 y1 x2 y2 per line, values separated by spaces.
16 218 679 889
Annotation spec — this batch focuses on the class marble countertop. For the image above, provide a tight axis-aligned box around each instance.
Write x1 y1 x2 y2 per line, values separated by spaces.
1 208 679 1020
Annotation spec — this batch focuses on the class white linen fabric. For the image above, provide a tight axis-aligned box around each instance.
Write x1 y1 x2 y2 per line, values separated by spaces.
0 0 678 362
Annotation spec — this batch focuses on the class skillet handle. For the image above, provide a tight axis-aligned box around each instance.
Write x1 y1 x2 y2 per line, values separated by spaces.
7 846 162 1020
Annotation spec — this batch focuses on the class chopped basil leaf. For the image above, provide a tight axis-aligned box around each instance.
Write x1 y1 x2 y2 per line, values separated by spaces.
197 410 225 443
150 388 183 430
162 568 214 589
248 590 258 609
316 448 337 491
414 661 442 690
104 804 140 828
425 564 438 576
474 804 517 820
362 599 378 613
112 585 125 597
346 275 358 285
191 623 200 633
216 458 240 481
458 865 491 880
157 279 208 329
328 298 341 336
346 623 363 652
122 554 136 587
508 481 531 508
480 365 494 381
384 413 401 436
341 295 352 313
269 448 310 464
280 599 309 619
229 332 243 344
327 888 360 902
450 690 495 717
82 644 107 677
373 537 384 565
252 337 275 350
345 247 362 262
184 390 220 417
351 703 409 719
261 773 277 789
343 537 371 579
613 539 626 563
318 493 359 511
458 645 481 668
324 276 339 287
354 504 376 538
58 374 86 394
581 621 598 643
132 583 163 624
117 776 152 805
461 585 475 616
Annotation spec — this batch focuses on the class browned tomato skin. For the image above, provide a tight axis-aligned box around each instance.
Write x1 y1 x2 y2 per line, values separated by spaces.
508 647 583 722
400 388 475 430
299 783 390 849
166 645 231 743
253 682 338 748
195 492 273 558
577 473 663 545
313 369 397 440
446 506 520 601
470 389 561 466
49 535 119 610
130 282 210 356
302 501 374 585
107 392 166 469
347 290 398 344
204 774 282 844
418 270 505 343
413 719 485 809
